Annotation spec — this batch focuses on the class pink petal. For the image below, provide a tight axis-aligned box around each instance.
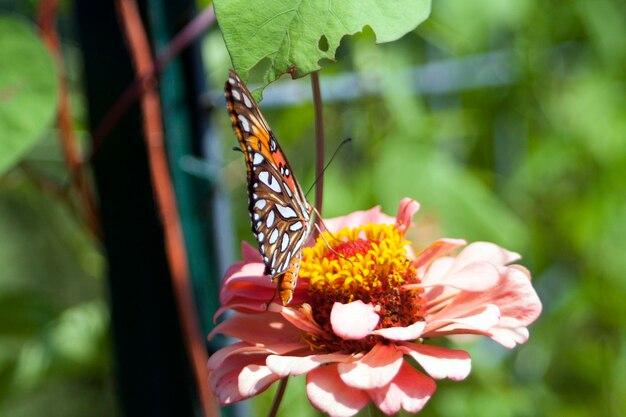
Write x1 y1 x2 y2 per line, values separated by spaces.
488 316 530 348
368 362 436 415
238 364 281 398
453 242 520 268
208 312 302 345
274 303 325 335
421 257 455 284
241 240 263 262
338 343 404 389
307 365 370 417
371 321 426 341
413 238 467 269
208 345 269 404
492 267 542 328
426 266 541 346
426 304 501 334
400 343 471 380
267 352 352 377
217 262 274 314
324 206 396 233
211 368 244 404
407 261 500 292
394 198 420 234
331 301 379 340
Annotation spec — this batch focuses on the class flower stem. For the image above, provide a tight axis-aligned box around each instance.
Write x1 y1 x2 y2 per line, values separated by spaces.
267 377 289 417
367 403 386 417
311 71 325 225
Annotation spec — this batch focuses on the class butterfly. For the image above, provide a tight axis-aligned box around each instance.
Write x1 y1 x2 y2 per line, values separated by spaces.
225 70 314 305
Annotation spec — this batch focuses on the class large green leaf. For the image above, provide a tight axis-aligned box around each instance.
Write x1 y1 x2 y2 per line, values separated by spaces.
214 0 431 86
0 16 57 177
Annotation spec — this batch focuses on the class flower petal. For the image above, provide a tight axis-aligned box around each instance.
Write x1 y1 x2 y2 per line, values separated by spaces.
371 320 425 341
241 240 263 262
368 362 436 415
267 352 352 377
208 344 269 404
338 343 404 389
331 301 380 340
414 238 467 269
394 198 420 234
488 316 530 348
274 303 325 335
426 304 501 334
324 206 396 233
307 365 370 417
426 266 541 347
408 261 500 292
238 364 281 399
208 312 302 345
453 241 521 268
400 343 471 380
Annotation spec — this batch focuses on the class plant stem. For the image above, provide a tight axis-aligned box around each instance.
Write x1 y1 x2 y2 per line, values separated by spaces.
267 377 289 417
311 71 325 228
367 403 385 417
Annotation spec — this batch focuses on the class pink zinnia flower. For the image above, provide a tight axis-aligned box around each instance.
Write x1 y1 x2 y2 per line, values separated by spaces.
208 198 542 416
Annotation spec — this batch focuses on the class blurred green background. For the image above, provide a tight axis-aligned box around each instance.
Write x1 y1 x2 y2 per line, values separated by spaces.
1 0 625 416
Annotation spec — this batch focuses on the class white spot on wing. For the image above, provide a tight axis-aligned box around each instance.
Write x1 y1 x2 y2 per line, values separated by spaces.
243 94 252 108
280 233 290 253
258 232 265 243
228 77 235 85
253 152 263 166
266 210 275 228
259 171 281 193
276 204 297 219
289 222 303 232
254 199 267 210
269 228 279 245
231 90 241 101
238 115 250 132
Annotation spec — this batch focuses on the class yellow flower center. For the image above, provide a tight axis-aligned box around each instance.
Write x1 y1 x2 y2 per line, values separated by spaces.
299 223 425 352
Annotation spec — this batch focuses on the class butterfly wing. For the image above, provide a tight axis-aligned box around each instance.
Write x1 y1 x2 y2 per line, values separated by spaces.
225 70 313 279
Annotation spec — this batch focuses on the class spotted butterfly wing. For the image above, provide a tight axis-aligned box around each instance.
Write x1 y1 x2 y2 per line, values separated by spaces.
225 70 313 305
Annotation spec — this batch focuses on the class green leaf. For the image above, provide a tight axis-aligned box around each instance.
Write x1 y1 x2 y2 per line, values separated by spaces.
0 16 57 177
214 0 431 86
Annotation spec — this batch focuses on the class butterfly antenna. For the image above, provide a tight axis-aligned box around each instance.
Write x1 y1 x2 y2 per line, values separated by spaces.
305 138 352 198
313 223 354 266
312 207 343 243
232 146 244 154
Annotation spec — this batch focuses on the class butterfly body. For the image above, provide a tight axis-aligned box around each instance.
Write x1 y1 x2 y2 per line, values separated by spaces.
225 70 313 305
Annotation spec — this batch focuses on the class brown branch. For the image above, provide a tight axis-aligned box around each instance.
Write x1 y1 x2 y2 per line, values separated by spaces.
77 5 215 179
37 0 101 239
115 1 218 416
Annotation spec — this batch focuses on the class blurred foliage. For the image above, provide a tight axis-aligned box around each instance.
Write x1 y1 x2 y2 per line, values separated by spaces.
0 16 57 176
0 0 625 416
0 9 118 417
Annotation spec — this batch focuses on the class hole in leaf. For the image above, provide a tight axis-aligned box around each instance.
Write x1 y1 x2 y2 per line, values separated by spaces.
318 35 329 52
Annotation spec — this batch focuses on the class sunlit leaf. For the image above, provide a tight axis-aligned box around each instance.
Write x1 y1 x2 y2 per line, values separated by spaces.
214 0 431 87
0 16 57 177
